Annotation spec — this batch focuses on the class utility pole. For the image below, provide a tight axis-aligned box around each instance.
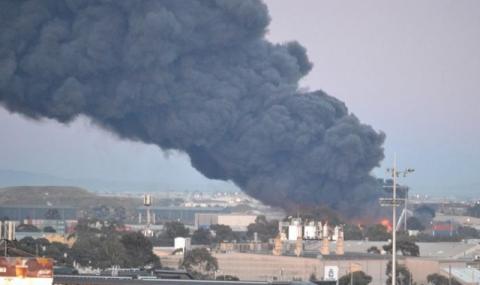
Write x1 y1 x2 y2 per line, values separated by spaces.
448 265 452 285
404 187 408 232
380 154 414 285
391 155 398 285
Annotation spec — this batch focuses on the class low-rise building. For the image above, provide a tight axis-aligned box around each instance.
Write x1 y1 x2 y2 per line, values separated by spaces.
195 213 257 231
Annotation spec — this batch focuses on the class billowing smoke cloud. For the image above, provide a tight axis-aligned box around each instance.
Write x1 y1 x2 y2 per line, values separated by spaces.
0 0 385 217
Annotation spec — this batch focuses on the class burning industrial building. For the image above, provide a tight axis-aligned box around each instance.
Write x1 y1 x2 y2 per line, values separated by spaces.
0 0 385 218
275 218 345 256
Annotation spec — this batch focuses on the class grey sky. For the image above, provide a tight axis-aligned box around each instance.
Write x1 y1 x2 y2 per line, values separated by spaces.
1 0 479 196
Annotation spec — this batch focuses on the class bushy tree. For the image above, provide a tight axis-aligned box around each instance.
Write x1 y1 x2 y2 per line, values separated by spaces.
367 246 381 254
154 221 190 246
16 224 40 232
83 205 128 223
165 221 190 238
192 228 213 245
15 237 37 253
70 219 160 269
96 236 129 269
427 273 462 285
365 224 390 241
70 234 103 267
43 226 56 233
44 242 71 264
339 271 372 285
70 231 128 269
181 248 218 279
210 224 236 243
16 237 73 265
121 232 160 268
386 261 412 285
246 215 278 242
344 224 364 240
382 239 419 256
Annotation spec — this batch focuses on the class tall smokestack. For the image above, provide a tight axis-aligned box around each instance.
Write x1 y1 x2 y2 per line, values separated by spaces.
0 0 385 218
294 236 303 257
336 225 344 255
321 222 330 255
321 237 330 256
272 233 283 256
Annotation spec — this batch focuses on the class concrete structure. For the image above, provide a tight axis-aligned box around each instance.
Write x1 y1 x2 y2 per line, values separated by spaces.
303 222 317 240
304 240 480 261
442 267 480 285
272 234 283 256
174 237 191 253
53 275 314 285
45 233 76 247
405 258 469 285
142 194 154 237
218 214 257 231
159 252 478 285
138 206 226 226
435 214 480 231
160 252 390 283
278 218 345 245
335 228 344 255
320 237 330 255
288 224 302 241
19 218 77 234
294 236 303 257
277 219 346 256
194 213 256 231
219 242 269 253
195 213 219 229
1 221 15 240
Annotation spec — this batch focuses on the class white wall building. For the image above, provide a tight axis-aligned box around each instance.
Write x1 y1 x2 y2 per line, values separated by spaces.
174 237 191 252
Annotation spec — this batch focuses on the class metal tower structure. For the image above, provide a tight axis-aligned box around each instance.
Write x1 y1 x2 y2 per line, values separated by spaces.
379 154 414 285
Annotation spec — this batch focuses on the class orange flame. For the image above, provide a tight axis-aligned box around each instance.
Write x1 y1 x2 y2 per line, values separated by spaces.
380 218 392 232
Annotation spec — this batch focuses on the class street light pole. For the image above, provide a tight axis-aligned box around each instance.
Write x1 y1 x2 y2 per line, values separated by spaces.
383 154 414 285
404 187 408 232
391 155 397 285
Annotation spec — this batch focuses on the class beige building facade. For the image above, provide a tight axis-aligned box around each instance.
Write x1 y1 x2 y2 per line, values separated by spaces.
160 251 474 285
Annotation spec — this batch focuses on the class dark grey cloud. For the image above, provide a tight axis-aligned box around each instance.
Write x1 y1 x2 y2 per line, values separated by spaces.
0 0 385 217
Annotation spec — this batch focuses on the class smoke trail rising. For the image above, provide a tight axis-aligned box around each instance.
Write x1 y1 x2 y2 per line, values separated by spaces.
0 0 385 217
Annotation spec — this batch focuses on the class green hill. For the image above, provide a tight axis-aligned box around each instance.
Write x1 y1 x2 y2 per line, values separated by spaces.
0 186 140 208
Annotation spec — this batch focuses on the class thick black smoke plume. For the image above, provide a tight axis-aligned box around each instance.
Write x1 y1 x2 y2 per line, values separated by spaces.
0 0 385 217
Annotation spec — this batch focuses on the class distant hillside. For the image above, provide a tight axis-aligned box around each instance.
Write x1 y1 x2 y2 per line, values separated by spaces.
0 186 140 208
0 169 186 193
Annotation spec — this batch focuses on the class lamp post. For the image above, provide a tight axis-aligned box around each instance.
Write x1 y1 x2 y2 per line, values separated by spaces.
381 154 414 285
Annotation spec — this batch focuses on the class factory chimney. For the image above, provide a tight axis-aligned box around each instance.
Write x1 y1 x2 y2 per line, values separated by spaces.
294 236 303 257
272 234 283 256
336 226 345 255
320 222 330 255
